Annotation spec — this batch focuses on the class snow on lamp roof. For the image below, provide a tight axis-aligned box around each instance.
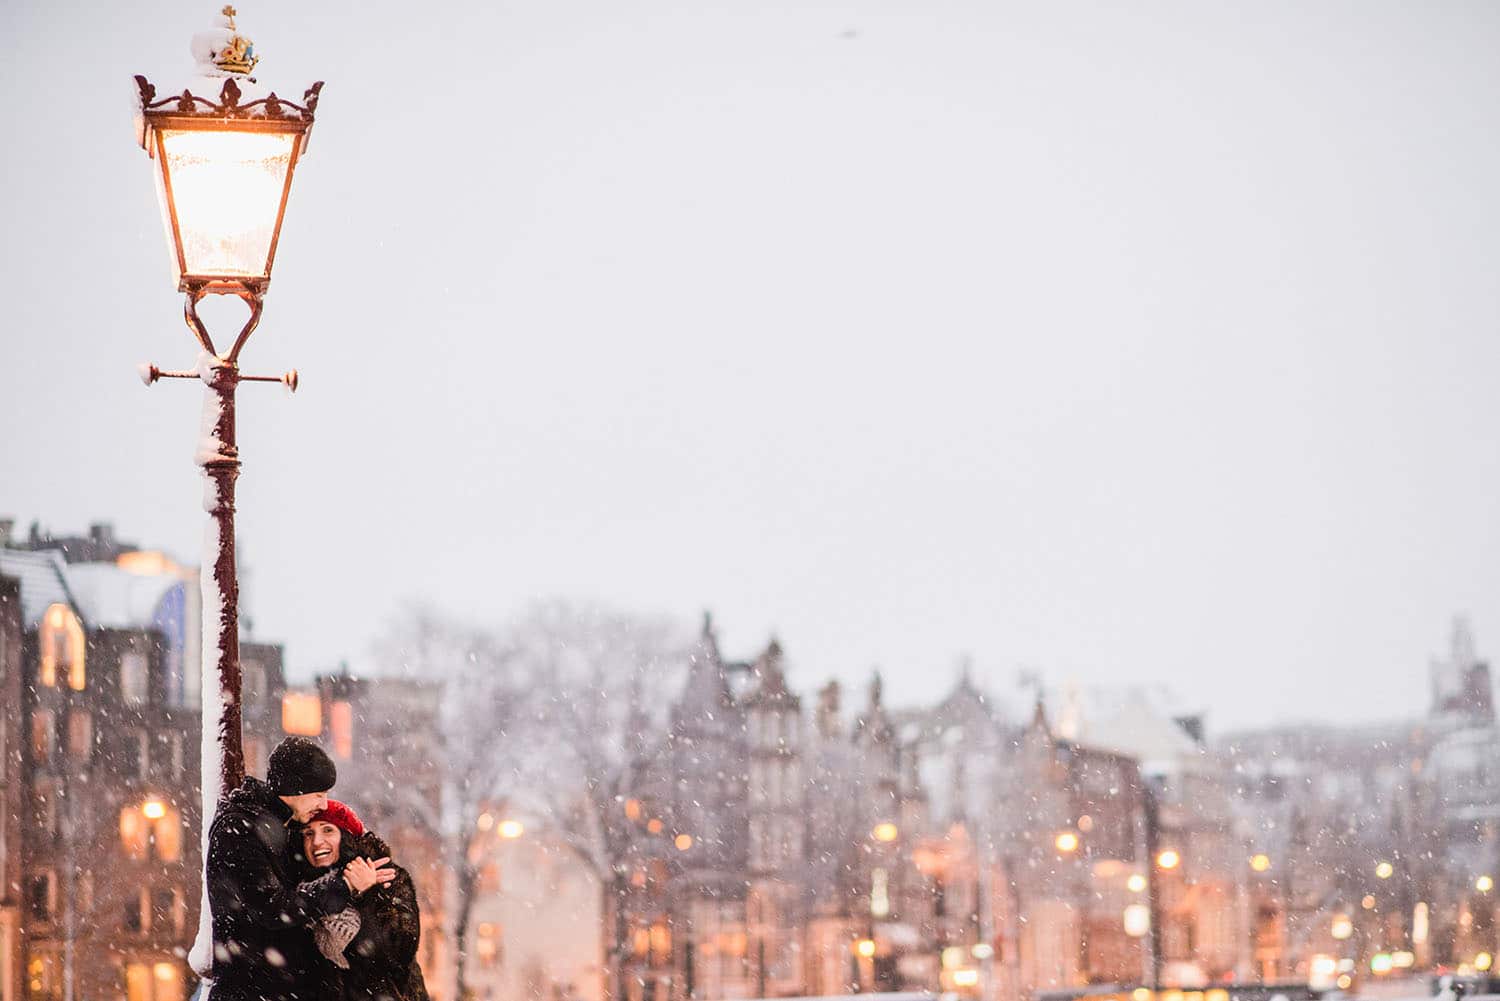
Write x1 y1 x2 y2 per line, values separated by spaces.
132 6 323 153
194 6 259 78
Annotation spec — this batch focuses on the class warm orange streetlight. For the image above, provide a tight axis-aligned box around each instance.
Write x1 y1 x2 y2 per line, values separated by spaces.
873 822 899 843
143 798 167 821
1055 831 1080 853
498 820 525 839
1250 853 1271 872
1156 849 1181 870
855 939 877 959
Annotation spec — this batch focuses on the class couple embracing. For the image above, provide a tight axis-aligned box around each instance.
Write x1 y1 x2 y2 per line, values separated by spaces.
204 736 430 1001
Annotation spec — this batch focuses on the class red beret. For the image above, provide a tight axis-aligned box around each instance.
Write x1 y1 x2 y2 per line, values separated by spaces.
309 799 365 838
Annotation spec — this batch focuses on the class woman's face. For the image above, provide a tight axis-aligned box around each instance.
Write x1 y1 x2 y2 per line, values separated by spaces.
303 820 342 868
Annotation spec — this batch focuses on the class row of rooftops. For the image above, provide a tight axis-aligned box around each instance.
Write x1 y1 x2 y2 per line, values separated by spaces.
0 519 189 633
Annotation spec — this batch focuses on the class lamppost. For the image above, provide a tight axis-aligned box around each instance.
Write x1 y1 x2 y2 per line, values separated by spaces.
132 6 322 795
130 6 324 972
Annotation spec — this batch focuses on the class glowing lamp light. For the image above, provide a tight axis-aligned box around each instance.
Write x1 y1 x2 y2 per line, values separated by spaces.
971 944 994 960
1375 861 1394 880
1312 957 1338 978
1157 849 1181 871
153 964 177 982
1362 894 1377 910
1478 953 1494 973
1055 831 1080 853
1370 953 1393 975
476 812 495 831
855 939 877 959
952 970 980 988
134 28 323 295
1478 875 1494 893
1133 990 1153 1001
1336 976 1353 991
1331 915 1353 940
1250 854 1271 873
1128 873 1148 893
942 947 966 970
1392 952 1415 970
675 833 694 851
1123 904 1152 938
873 822 899 843
143 799 167 821
498 820 524 839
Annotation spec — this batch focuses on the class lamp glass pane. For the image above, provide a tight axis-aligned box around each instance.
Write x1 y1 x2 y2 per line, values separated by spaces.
159 128 297 280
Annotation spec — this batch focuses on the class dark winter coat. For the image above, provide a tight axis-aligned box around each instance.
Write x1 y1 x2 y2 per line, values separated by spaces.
206 777 353 1001
296 830 430 1001
340 831 430 1001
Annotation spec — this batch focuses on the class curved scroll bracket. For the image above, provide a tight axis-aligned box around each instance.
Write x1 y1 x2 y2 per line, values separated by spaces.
183 284 265 365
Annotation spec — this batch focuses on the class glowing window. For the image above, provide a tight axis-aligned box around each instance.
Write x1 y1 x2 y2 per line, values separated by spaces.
281 692 322 736
120 807 149 860
330 701 353 760
39 604 85 690
153 807 183 862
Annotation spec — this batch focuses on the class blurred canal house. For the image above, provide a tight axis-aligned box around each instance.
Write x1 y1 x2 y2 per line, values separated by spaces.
2 573 25 1001
606 621 939 1001
1 522 289 1001
1413 618 1500 973
997 703 1149 994
1055 688 1245 985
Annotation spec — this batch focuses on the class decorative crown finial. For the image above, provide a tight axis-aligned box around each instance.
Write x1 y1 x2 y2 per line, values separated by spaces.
211 6 258 76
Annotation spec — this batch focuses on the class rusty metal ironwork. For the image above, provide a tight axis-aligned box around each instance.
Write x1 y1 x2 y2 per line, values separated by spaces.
134 75 323 123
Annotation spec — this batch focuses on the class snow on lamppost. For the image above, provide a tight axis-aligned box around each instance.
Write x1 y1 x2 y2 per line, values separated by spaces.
132 4 324 976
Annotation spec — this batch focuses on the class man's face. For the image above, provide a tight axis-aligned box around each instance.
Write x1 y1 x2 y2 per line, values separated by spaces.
279 791 329 823
302 820 342 868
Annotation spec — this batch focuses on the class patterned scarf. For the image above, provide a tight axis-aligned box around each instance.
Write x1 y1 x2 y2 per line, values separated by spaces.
315 907 362 968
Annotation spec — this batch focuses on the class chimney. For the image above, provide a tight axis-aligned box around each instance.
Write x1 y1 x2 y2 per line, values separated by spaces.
89 522 115 547
0 518 12 548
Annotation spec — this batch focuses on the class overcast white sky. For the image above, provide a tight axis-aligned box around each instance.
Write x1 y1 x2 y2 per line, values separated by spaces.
4 0 1499 730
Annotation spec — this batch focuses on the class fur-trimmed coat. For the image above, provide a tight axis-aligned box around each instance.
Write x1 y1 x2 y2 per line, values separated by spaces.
298 830 430 1001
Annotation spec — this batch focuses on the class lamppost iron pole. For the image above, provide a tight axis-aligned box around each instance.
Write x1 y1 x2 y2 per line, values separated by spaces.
200 355 245 793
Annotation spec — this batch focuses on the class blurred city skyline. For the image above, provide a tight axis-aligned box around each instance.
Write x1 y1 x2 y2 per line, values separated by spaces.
4 0 1499 730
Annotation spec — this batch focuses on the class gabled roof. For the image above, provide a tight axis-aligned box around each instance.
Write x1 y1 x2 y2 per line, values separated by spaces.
743 638 800 708
673 612 735 724
67 563 183 630
0 548 79 627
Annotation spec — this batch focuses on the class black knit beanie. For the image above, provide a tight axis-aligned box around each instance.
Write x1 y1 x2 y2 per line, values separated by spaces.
266 736 337 796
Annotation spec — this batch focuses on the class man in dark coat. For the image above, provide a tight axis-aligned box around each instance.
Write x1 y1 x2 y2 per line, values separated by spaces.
206 737 394 1001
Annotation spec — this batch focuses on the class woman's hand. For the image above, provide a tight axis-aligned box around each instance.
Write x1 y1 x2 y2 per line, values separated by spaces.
343 856 397 895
